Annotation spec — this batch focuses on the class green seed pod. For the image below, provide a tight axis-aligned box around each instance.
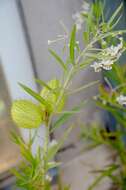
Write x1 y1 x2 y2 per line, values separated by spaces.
11 100 43 129
40 79 65 113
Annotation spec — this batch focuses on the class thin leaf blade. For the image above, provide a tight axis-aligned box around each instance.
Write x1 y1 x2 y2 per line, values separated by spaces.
49 49 67 71
69 25 76 64
51 100 87 132
18 83 49 107
108 3 123 27
35 79 52 91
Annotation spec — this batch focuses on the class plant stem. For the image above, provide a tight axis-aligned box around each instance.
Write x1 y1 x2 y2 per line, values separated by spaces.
48 66 75 131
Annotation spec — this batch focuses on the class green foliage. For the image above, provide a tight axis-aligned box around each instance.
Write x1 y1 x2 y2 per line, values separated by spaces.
11 132 52 190
79 2 126 190
107 3 123 30
19 83 50 108
11 125 73 190
88 165 119 190
81 54 126 189
40 79 65 113
81 121 126 190
52 100 87 132
10 0 126 190
96 64 126 128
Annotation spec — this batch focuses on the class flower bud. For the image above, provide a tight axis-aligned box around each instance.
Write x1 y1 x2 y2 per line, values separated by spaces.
40 79 65 113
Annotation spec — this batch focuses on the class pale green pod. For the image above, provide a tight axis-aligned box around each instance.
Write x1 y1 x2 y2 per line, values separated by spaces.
11 100 43 129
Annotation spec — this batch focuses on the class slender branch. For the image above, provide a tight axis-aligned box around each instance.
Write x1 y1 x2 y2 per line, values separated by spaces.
67 80 99 95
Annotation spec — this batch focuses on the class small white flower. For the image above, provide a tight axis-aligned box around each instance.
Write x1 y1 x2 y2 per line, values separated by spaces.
104 37 123 58
91 37 124 72
91 60 113 72
90 62 102 72
116 95 126 106
46 174 52 182
82 1 90 13
101 60 113 70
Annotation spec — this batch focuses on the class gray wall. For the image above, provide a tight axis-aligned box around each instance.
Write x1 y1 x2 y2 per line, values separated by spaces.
21 0 84 80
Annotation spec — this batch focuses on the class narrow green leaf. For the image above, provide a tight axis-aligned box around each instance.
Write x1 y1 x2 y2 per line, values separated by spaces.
56 110 82 114
18 83 49 107
67 80 99 95
35 79 52 91
21 146 34 163
69 25 76 64
83 31 89 44
51 100 87 132
108 3 123 27
49 49 67 71
11 169 25 180
96 101 126 127
10 131 23 145
110 14 122 30
88 165 118 190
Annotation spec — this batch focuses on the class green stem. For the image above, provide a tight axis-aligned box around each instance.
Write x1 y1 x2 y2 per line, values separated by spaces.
42 122 50 188
67 80 99 95
48 66 75 131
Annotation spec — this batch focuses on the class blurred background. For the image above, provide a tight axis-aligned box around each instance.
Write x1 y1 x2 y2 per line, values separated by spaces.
0 0 124 189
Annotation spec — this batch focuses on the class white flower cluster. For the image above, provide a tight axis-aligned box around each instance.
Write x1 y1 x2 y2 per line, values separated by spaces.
72 1 90 31
116 95 126 106
91 37 124 72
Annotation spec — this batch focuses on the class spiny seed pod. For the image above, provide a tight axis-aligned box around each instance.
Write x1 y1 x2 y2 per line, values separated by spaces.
40 79 65 113
11 100 43 129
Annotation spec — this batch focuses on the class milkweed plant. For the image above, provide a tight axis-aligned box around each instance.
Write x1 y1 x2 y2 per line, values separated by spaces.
10 1 126 190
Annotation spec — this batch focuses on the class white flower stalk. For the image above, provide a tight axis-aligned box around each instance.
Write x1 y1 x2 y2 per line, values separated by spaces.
116 95 126 106
72 1 90 30
47 34 68 45
47 40 52 45
91 37 124 72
